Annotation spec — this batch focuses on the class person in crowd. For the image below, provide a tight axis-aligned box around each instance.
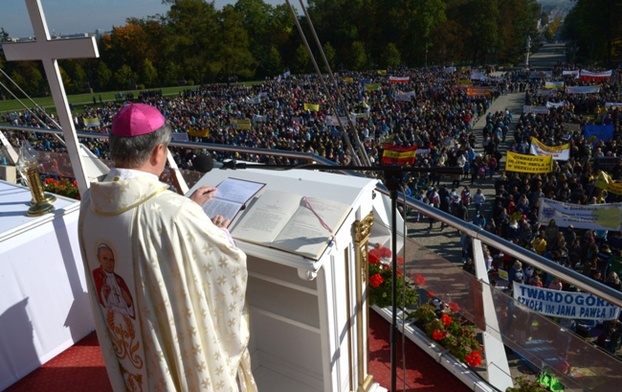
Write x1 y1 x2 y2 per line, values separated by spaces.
78 103 257 391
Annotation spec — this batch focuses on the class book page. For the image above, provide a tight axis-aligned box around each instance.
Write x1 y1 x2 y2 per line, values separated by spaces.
213 178 265 203
232 190 302 243
272 196 351 259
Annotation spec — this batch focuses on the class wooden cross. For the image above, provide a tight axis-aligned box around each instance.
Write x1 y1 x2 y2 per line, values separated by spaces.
3 0 100 196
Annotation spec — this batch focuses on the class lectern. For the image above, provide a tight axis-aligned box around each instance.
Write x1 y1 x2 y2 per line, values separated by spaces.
191 168 385 392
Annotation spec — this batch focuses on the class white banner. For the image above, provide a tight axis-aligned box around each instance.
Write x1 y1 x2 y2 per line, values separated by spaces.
546 101 566 108
529 137 570 160
523 105 549 114
538 197 622 231
566 85 601 94
514 282 621 320
394 90 416 102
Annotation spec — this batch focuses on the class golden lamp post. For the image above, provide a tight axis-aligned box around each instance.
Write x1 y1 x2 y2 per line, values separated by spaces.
16 141 55 217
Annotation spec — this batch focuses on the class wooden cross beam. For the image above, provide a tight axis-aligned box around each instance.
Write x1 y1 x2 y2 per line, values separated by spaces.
3 0 100 196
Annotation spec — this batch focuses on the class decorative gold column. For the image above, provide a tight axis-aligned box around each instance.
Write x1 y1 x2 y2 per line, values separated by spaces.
352 211 375 392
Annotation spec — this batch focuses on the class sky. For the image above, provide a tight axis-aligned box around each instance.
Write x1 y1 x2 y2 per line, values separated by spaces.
1 0 291 38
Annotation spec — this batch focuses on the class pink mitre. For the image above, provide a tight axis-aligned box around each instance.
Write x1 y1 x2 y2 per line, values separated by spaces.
111 103 165 137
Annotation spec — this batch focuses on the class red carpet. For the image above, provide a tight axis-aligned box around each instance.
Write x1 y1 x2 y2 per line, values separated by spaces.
5 312 471 392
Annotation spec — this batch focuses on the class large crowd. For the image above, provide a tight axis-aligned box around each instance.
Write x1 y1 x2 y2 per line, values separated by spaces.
2 66 622 347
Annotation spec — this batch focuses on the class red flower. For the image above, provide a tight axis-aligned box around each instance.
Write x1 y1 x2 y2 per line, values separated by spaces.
465 351 482 367
414 274 425 286
432 330 447 341
381 247 392 258
369 273 384 288
368 249 381 264
441 313 453 326
397 256 404 265
427 290 435 297
447 302 461 312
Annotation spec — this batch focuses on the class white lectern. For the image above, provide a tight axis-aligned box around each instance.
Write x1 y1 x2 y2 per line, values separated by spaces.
192 168 382 392
0 180 94 390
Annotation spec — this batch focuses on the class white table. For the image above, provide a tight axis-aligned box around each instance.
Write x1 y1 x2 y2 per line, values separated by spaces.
0 180 94 390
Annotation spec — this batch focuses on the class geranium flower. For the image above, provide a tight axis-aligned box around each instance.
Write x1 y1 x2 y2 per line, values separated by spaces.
465 351 482 367
414 274 425 286
381 246 392 258
397 256 404 265
441 313 453 326
368 249 381 264
432 330 447 341
369 273 384 288
447 302 461 312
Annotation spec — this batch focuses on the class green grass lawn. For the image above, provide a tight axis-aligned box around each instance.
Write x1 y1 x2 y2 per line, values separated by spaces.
0 85 195 114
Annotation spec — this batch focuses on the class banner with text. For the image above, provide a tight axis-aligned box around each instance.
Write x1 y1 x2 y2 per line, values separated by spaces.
538 197 622 231
505 151 553 173
529 137 570 160
595 171 622 196
513 282 621 320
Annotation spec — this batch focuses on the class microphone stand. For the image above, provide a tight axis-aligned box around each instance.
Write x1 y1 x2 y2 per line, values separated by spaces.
221 159 461 391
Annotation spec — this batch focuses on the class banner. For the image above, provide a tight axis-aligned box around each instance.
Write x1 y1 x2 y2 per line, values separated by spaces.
469 71 487 81
389 76 409 83
232 118 251 130
188 127 209 137
394 90 416 102
562 70 579 77
522 105 549 114
380 145 417 165
364 83 381 91
466 86 491 97
595 171 622 196
538 197 622 231
566 85 601 94
579 69 612 81
325 115 353 127
252 114 267 123
505 151 553 173
546 101 566 108
544 81 565 89
304 103 320 112
171 132 189 142
584 124 614 144
529 137 570 160
83 117 101 127
513 282 620 320
605 102 622 108
245 96 261 104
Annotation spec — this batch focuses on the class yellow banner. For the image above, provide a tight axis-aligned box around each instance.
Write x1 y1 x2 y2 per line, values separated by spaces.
188 127 209 137
505 151 553 173
233 118 252 130
596 171 622 196
304 103 320 112
343 77 354 83
530 137 570 152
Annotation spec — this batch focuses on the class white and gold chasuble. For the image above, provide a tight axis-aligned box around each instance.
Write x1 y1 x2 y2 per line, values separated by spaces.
79 169 257 392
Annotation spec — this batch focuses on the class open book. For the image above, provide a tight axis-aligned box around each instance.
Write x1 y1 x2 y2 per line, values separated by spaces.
231 189 352 260
201 178 265 222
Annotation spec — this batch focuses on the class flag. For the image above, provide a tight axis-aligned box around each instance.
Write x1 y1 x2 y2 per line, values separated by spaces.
389 76 409 83
245 96 261 104
584 124 614 144
365 83 381 91
83 117 100 127
394 90 416 102
304 103 320 112
377 70 387 75
343 77 354 83
381 145 417 165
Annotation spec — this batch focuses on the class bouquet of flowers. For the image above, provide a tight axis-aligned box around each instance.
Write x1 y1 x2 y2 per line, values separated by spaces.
43 178 80 200
411 300 482 367
367 243 418 309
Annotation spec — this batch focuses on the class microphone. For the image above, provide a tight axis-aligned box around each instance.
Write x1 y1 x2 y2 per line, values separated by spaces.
220 159 247 170
192 155 214 173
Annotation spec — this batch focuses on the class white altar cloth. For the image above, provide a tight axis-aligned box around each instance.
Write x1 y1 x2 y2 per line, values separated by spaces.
0 180 94 390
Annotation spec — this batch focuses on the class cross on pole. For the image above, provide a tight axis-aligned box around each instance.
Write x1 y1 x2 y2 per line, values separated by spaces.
3 0 99 196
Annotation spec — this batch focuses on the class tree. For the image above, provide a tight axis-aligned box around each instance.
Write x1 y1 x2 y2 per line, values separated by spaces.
292 43 311 73
381 43 401 69
348 41 368 71
115 64 136 90
142 59 158 88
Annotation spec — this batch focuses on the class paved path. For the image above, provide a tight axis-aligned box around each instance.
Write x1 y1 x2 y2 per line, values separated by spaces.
406 90 524 261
